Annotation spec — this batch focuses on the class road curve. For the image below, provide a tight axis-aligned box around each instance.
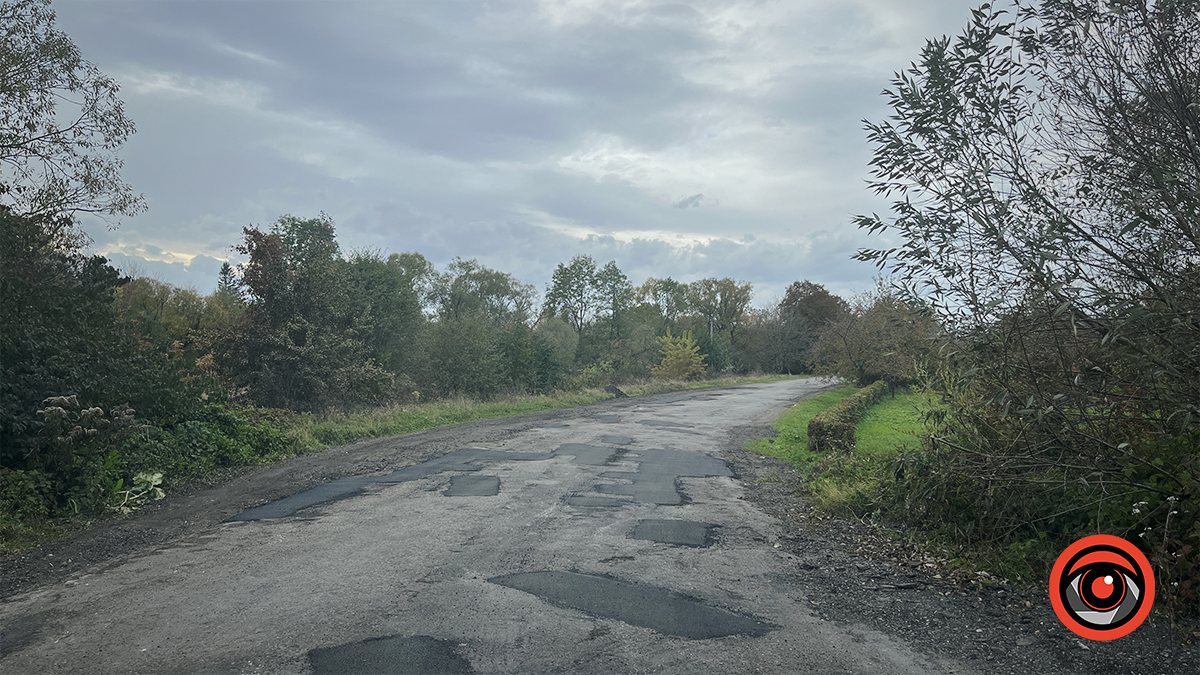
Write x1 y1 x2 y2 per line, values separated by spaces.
0 379 975 674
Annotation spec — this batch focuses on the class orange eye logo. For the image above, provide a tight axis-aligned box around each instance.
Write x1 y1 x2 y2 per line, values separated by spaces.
1049 534 1155 641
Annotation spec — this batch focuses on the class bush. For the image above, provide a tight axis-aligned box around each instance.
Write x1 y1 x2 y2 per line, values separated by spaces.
650 331 707 380
807 381 887 452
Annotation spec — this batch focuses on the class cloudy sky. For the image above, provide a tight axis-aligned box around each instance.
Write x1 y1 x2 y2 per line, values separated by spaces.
55 0 980 305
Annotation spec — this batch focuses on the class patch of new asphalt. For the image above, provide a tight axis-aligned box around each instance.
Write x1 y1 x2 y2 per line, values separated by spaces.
490 570 777 639
444 475 501 497
630 519 715 547
308 635 473 674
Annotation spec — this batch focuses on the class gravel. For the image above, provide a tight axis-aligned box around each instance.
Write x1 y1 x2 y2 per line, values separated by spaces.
721 423 1198 675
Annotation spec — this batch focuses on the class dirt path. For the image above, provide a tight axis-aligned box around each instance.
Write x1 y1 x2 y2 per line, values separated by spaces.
1 379 1194 674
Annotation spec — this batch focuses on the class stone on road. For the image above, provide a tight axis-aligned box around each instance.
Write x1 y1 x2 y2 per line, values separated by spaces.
0 378 972 674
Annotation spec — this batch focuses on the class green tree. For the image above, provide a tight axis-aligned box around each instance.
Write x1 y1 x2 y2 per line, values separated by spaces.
0 0 143 222
650 331 707 380
433 257 535 324
543 255 598 332
593 261 632 339
854 0 1199 609
688 277 753 339
342 249 425 375
210 214 393 410
634 276 691 327
776 280 848 373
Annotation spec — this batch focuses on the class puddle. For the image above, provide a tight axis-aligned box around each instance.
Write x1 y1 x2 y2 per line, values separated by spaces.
444 475 500 496
308 635 473 674
489 571 776 639
630 519 715 547
591 414 621 424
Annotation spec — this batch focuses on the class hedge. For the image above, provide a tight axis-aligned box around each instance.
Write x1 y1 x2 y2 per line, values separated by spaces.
807 380 888 452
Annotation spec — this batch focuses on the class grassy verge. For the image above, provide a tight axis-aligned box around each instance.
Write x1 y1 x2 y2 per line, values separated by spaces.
747 385 931 517
745 385 857 469
805 389 929 516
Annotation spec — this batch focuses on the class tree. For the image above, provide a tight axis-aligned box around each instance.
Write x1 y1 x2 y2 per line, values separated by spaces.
210 214 394 410
774 281 849 373
543 255 598 332
0 0 143 223
689 277 752 338
593 261 632 339
854 0 1199 609
650 331 707 380
811 288 936 388
343 249 424 374
433 257 535 324
634 276 691 326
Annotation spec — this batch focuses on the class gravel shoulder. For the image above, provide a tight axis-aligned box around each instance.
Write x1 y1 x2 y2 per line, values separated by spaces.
720 423 1198 675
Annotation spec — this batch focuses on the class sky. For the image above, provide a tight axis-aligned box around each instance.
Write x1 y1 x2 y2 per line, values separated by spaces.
53 0 981 306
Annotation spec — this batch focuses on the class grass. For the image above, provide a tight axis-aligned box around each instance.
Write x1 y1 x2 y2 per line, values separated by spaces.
748 385 932 516
745 385 857 470
805 389 930 516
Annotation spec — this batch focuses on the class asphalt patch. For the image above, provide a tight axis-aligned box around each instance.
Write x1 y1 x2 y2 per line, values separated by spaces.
564 495 629 507
634 419 699 434
444 475 500 496
308 635 473 674
489 571 776 639
227 449 553 521
225 475 376 521
591 448 733 505
630 519 715 547
598 435 634 446
553 443 621 466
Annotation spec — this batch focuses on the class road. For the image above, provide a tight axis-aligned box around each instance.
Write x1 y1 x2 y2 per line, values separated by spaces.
0 379 979 673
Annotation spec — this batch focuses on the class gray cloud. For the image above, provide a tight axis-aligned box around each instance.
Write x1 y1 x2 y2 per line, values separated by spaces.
53 0 981 305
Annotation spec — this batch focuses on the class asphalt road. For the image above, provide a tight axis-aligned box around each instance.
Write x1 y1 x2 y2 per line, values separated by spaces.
0 379 980 674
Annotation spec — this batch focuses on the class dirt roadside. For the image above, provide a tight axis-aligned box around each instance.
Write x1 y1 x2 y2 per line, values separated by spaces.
720 423 1198 675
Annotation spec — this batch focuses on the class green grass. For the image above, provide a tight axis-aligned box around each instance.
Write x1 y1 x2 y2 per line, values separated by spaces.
854 390 928 457
747 385 932 516
805 388 930 516
745 385 857 469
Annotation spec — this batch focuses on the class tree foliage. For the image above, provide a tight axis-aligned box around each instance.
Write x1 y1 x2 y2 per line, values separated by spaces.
650 331 707 380
0 0 143 221
856 0 1199 610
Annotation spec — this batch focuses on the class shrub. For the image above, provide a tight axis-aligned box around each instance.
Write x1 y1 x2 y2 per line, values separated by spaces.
650 331 707 380
807 381 887 452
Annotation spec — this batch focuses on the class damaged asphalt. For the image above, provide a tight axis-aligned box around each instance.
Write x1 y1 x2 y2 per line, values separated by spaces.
1 378 1195 674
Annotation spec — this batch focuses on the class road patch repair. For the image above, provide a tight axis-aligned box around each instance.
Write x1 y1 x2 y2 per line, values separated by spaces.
629 519 715 547
308 635 473 674
228 441 737 519
226 449 552 520
444 475 501 496
489 571 777 639
590 448 734 505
